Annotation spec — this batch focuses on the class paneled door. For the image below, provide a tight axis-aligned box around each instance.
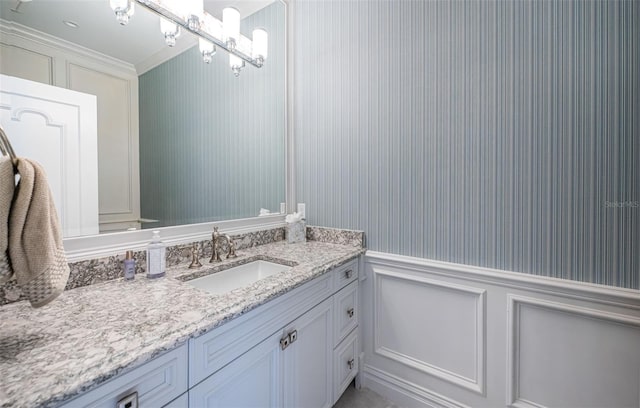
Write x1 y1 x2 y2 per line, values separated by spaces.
0 73 98 237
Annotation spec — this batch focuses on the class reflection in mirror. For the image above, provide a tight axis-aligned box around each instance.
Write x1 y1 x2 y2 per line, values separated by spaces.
139 2 285 229
0 0 285 237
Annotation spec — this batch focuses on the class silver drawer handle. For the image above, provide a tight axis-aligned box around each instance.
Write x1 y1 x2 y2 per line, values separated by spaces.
116 391 138 408
347 308 355 318
347 358 355 370
280 335 290 350
344 269 353 279
280 330 298 350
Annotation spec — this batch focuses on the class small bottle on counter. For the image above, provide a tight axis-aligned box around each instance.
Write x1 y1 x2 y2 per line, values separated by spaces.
123 250 135 280
146 230 166 279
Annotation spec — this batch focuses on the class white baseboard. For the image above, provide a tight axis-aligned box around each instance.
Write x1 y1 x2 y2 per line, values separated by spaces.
363 365 470 408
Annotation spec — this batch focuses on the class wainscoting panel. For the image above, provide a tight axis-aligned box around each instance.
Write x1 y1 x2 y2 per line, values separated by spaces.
362 252 640 408
373 268 485 394
508 296 640 408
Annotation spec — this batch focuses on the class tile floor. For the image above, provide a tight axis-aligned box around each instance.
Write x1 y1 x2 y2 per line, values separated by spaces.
333 382 399 408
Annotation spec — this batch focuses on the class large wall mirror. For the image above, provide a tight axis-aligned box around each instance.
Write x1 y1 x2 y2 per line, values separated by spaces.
0 0 286 240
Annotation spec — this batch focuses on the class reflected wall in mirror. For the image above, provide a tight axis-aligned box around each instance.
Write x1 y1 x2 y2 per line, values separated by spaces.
139 3 285 228
0 0 285 237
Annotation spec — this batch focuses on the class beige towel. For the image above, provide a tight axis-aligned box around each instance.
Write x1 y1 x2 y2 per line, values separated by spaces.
0 156 14 283
9 158 70 308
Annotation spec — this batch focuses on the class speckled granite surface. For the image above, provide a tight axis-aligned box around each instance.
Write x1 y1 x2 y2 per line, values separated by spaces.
0 228 286 306
306 226 365 248
0 239 365 408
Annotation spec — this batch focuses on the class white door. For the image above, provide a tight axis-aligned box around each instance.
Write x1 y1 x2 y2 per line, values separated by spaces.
189 331 284 407
0 73 99 237
284 297 334 408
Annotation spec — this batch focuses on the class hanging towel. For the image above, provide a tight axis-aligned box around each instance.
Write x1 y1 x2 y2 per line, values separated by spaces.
0 156 14 283
9 158 70 308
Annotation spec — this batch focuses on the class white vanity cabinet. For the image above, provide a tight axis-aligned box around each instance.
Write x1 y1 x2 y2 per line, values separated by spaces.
189 297 334 408
188 258 360 408
282 297 334 408
58 257 360 408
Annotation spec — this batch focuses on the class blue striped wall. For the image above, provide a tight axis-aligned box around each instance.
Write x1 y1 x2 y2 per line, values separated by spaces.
139 1 285 228
294 0 639 289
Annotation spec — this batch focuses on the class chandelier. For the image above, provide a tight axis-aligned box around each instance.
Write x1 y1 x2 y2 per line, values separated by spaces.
109 0 268 76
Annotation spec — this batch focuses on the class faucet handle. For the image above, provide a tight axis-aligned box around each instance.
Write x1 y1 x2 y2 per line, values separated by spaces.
189 243 202 268
227 237 237 259
210 228 222 263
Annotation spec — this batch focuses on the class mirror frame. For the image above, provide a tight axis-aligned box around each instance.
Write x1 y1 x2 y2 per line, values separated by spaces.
63 0 295 261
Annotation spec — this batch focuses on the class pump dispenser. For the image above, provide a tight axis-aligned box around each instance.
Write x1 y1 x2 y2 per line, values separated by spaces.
146 230 166 279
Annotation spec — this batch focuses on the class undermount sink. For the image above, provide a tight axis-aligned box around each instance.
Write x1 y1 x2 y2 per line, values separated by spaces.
186 260 290 295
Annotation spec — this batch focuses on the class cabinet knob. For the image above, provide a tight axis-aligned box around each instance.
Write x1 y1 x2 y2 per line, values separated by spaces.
344 269 353 279
347 308 355 318
347 358 355 370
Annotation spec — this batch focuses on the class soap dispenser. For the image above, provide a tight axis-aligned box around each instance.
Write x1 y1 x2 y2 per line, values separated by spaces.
146 230 166 279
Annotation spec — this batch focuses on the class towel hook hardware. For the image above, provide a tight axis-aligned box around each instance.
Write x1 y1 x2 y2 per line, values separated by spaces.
0 125 18 173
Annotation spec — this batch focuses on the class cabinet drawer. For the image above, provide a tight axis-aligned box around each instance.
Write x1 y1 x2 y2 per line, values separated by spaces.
333 329 358 404
61 344 188 408
333 259 358 291
333 280 358 346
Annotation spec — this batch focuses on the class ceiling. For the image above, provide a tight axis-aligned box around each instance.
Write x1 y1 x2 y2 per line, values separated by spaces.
0 0 272 68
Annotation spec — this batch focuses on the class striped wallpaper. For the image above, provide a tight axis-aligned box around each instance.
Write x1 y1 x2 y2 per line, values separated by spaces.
139 1 285 228
294 0 639 289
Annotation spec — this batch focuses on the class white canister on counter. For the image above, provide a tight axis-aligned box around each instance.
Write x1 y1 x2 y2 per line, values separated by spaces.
286 213 306 244
146 230 166 279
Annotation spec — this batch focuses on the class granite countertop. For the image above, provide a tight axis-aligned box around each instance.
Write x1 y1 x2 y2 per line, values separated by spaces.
0 240 365 408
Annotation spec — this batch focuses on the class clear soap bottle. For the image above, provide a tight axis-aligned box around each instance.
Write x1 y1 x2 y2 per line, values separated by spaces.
146 230 166 279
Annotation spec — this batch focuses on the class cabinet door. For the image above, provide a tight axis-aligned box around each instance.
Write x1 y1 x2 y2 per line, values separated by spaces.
284 297 334 408
189 331 284 408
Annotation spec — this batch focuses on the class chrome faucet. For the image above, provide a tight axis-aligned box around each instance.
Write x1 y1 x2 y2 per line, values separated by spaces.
209 227 237 263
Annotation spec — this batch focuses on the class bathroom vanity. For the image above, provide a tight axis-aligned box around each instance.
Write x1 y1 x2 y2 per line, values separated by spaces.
0 237 364 408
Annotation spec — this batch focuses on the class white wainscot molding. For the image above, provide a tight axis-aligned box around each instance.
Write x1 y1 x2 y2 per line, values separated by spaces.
373 268 486 395
507 295 640 408
361 251 640 408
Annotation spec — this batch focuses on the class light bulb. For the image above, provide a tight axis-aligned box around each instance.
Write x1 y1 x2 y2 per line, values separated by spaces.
199 38 216 64
110 0 134 25
222 7 240 49
160 17 180 47
252 28 268 67
229 54 244 77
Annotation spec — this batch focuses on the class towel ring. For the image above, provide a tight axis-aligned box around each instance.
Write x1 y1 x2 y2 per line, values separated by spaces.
0 125 18 172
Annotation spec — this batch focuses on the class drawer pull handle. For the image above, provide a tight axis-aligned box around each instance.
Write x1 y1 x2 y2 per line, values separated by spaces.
344 269 353 279
280 335 290 350
347 308 355 318
280 330 298 350
116 391 138 408
347 358 355 370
